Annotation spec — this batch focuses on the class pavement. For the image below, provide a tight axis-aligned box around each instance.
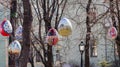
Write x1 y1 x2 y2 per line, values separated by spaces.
27 62 44 67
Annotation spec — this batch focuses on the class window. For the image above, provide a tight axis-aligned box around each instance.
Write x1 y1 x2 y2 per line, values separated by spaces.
115 44 118 56
90 39 98 57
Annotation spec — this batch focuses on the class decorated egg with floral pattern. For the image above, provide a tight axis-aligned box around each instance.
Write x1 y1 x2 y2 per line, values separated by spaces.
107 27 118 39
46 28 59 46
8 40 22 55
15 25 23 41
0 19 12 36
58 18 72 37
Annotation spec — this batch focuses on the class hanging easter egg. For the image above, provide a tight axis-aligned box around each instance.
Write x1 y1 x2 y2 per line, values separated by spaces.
0 19 12 36
0 25 10 36
107 27 118 39
2 20 12 33
46 28 59 46
58 18 72 37
8 40 22 55
15 25 23 41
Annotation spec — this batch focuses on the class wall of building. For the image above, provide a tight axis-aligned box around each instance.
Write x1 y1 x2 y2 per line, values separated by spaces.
0 36 8 67
0 4 9 67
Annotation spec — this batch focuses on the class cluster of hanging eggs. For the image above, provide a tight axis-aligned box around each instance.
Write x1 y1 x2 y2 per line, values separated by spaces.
0 19 22 57
8 25 22 56
0 18 73 52
46 18 72 46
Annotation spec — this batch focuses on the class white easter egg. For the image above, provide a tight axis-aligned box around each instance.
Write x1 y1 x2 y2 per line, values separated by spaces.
2 20 12 34
8 40 22 55
15 25 23 41
58 18 72 37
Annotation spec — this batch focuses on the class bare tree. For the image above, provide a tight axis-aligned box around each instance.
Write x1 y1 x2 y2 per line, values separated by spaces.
30 0 67 67
115 0 120 63
60 0 111 67
18 0 33 67
9 0 17 67
109 0 120 66
9 0 17 43
85 0 92 67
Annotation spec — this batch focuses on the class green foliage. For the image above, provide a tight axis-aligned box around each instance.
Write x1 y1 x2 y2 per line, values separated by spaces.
98 60 111 67
11 12 17 18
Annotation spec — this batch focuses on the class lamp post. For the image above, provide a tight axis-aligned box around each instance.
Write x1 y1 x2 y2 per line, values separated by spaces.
79 41 85 67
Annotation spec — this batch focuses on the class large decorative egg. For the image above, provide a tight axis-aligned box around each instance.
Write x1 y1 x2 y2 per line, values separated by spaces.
0 19 12 36
8 40 22 55
0 25 10 36
15 25 23 41
46 28 59 46
107 27 118 39
58 18 72 37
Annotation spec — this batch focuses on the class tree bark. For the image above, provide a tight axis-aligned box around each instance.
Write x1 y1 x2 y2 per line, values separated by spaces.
29 58 34 67
19 0 33 67
9 0 17 67
115 0 120 62
46 45 53 67
44 20 53 67
110 0 120 62
85 0 92 67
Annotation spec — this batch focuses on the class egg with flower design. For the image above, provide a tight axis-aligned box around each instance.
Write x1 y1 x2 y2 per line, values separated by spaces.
0 19 12 36
58 18 72 37
46 28 59 46
107 27 118 39
15 25 23 41
8 40 22 55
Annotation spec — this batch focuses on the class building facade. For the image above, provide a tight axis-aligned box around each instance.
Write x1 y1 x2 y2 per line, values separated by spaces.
53 0 118 67
0 4 9 67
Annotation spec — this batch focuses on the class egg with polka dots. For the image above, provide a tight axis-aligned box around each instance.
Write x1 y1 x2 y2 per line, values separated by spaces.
3 20 12 34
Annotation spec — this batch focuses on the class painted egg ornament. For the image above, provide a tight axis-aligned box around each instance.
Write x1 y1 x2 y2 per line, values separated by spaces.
46 28 59 46
58 18 72 37
8 40 22 55
15 25 23 41
0 19 12 36
0 25 10 36
107 27 118 39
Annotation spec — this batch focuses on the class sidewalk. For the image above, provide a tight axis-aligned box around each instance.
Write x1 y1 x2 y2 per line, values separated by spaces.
27 62 44 67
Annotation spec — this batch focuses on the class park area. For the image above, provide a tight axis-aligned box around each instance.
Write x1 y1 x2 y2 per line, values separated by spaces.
0 0 120 67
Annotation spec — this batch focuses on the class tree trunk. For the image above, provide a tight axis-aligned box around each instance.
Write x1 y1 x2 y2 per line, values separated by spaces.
115 0 120 62
9 0 17 67
46 45 53 67
19 0 33 67
109 0 118 58
85 0 92 67
29 46 35 67
110 0 120 63
29 58 34 67
44 21 53 67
